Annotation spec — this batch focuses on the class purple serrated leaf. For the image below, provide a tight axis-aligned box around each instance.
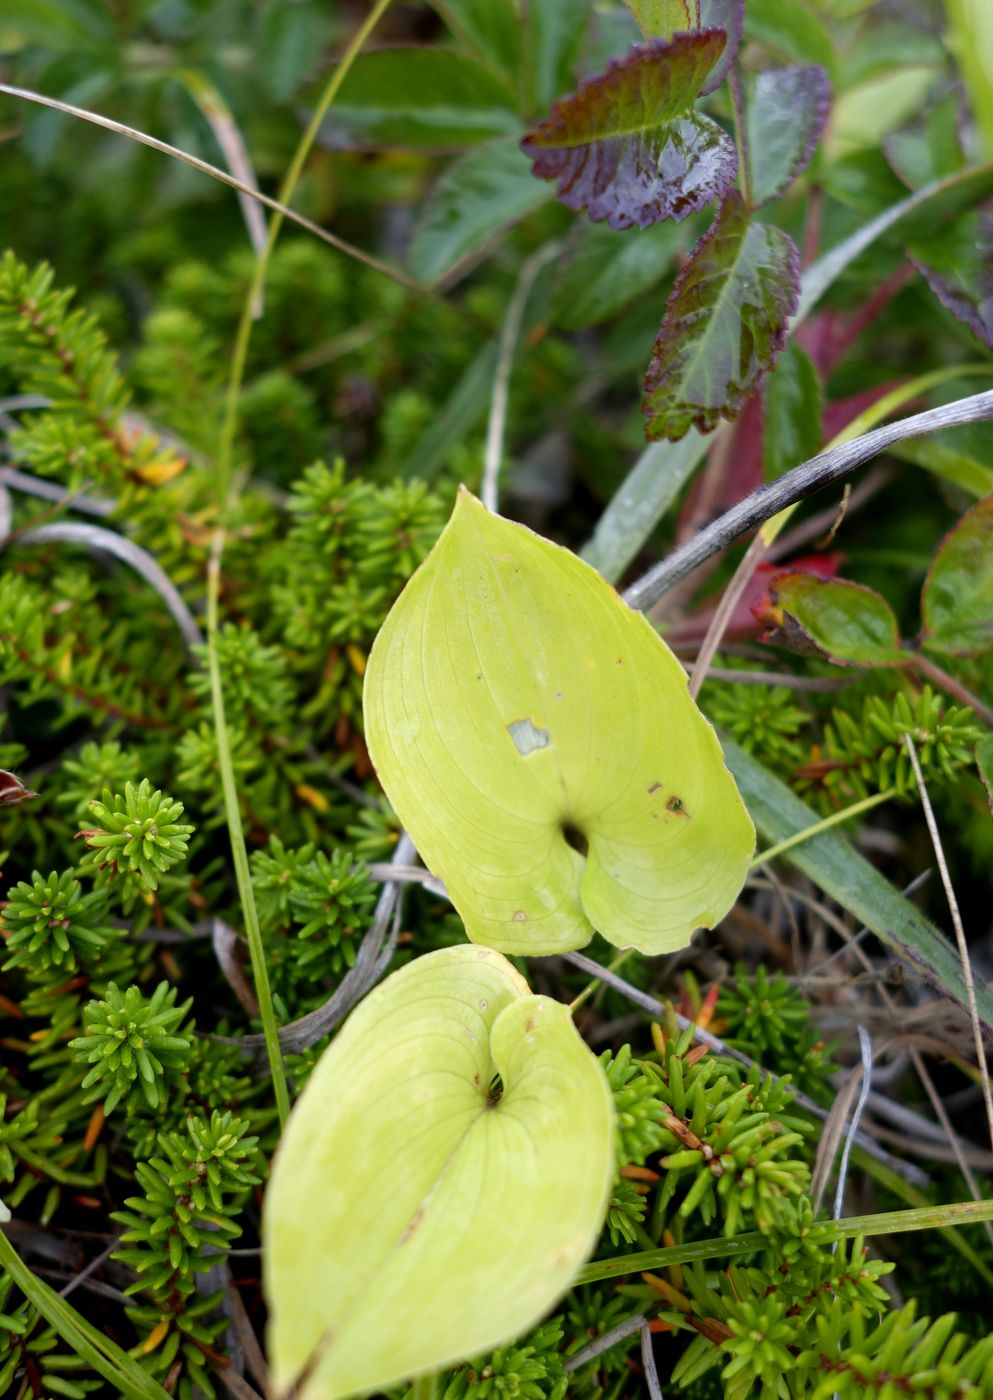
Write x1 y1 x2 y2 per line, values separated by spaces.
528 111 736 228
642 189 801 441
522 32 737 229
746 66 831 208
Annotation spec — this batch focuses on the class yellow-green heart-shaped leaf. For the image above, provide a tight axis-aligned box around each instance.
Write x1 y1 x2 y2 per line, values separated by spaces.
364 490 754 956
264 945 614 1399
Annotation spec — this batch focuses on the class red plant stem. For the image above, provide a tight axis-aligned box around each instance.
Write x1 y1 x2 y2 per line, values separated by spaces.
907 651 993 728
828 264 915 368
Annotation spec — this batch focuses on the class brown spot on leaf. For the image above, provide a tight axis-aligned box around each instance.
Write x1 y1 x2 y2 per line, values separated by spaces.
647 781 662 794
401 1207 426 1242
512 909 528 922
667 796 690 817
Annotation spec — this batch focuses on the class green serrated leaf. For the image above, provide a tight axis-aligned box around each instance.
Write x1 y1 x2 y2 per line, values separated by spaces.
329 50 520 148
643 190 799 441
526 0 594 113
264 945 614 1400
552 218 689 329
761 341 822 481
430 0 522 80
409 138 552 284
921 494 993 656
364 490 754 956
760 573 905 666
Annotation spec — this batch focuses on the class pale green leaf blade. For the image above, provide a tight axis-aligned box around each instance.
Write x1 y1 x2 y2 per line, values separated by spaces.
890 431 993 498
264 945 614 1400
364 490 754 955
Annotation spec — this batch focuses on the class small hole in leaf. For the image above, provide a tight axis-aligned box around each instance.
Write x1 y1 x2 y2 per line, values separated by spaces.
487 1072 504 1107
507 717 549 756
561 821 589 858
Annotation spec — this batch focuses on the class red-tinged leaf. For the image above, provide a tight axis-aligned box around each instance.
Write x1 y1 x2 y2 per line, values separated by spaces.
908 208 993 351
676 393 764 540
669 551 842 645
625 0 744 93
820 380 905 444
642 190 800 441
920 494 993 656
521 33 737 230
747 66 831 207
756 573 905 667
0 770 37 806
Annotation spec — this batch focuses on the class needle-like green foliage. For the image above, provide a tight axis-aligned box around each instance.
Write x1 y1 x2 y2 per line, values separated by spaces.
70 982 194 1115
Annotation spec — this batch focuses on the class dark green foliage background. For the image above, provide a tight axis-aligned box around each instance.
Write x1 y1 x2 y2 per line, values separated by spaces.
2 1 993 1397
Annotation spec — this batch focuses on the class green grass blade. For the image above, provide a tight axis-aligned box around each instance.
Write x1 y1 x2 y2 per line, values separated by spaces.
576 1198 993 1284
582 429 711 583
724 736 993 1032
0 1222 172 1400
